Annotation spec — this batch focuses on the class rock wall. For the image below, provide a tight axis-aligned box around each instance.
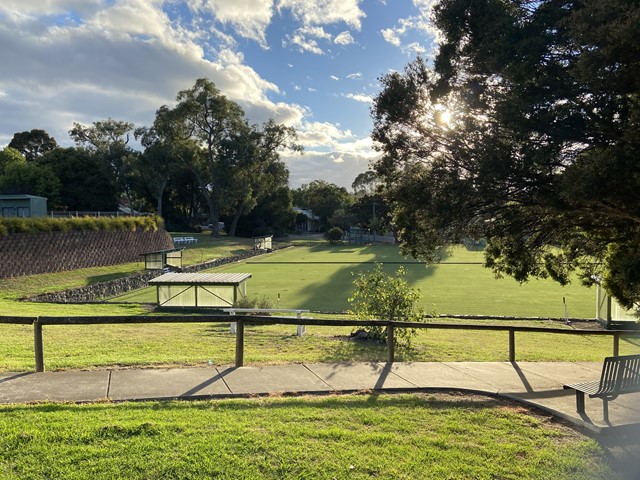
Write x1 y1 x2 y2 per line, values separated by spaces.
27 247 288 303
0 229 173 279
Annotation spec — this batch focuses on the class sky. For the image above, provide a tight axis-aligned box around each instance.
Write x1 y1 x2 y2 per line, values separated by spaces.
0 0 439 189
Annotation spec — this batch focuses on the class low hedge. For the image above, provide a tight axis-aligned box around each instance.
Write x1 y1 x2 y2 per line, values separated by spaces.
0 215 163 236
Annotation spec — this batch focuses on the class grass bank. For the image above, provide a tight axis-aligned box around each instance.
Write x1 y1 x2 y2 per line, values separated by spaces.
0 393 619 479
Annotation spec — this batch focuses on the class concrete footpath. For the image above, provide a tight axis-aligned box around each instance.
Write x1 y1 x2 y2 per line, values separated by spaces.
2 361 640 477
1 361 639 429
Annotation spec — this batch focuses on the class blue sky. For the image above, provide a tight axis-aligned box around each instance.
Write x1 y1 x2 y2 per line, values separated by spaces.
0 0 438 188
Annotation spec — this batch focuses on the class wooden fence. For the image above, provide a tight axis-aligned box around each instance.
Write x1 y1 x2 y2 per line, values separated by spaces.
1 315 638 372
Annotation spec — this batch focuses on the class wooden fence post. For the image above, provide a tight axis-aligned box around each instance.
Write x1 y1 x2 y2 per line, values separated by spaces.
387 323 395 363
34 319 44 372
508 328 515 362
235 319 244 367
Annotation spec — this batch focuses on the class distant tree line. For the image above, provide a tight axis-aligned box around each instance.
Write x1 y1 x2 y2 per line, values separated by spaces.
0 78 389 237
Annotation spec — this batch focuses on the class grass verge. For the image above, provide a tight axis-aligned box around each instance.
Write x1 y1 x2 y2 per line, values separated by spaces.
2 318 639 371
0 393 620 479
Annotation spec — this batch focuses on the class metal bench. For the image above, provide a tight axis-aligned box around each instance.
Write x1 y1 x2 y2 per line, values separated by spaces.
563 354 640 421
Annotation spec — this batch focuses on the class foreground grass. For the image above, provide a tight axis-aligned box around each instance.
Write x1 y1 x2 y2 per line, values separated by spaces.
2 318 639 371
0 394 619 479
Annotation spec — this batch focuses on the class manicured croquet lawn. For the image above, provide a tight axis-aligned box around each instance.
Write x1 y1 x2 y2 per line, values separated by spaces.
115 242 595 318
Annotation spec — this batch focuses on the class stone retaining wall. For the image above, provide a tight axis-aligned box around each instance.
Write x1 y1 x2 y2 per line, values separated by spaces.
0 228 173 279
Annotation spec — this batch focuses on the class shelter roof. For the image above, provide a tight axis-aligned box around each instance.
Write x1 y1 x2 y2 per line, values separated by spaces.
149 272 252 285
139 248 184 256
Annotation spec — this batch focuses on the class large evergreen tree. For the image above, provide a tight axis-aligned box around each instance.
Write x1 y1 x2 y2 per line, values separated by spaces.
372 0 640 309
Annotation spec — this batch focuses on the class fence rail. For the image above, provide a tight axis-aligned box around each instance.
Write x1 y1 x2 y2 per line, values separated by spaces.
2 315 638 372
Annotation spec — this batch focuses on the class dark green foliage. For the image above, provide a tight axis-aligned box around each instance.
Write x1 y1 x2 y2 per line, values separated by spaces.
233 186 295 237
371 0 640 308
293 180 352 230
325 226 344 244
349 264 426 347
38 147 118 211
8 129 58 161
0 157 61 207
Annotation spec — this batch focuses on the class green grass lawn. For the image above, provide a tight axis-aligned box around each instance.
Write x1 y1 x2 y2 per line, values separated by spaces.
2 239 639 371
0 238 633 480
2 318 639 371
0 394 620 479
115 243 596 318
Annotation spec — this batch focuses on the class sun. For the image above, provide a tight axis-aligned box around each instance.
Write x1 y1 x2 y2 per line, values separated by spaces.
439 110 452 125
435 106 453 127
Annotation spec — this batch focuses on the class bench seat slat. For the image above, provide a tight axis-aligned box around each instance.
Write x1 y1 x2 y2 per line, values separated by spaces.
563 380 600 395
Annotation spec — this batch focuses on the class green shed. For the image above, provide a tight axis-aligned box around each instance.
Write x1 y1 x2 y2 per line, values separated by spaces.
0 195 47 217
149 272 252 308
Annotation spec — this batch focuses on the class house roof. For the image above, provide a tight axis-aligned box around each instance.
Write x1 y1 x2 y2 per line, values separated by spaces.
149 272 252 285
0 194 47 200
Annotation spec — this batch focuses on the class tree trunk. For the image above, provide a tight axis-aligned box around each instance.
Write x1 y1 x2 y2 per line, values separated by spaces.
189 166 220 236
155 178 168 217
229 204 245 237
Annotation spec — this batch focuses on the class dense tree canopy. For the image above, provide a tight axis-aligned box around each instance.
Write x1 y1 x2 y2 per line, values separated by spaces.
152 78 300 235
8 129 58 162
372 0 640 308
293 180 352 230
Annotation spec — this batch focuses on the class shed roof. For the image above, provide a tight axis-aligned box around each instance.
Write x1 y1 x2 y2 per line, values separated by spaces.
149 272 252 285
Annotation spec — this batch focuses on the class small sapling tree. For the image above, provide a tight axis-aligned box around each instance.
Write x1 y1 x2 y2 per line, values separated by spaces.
348 263 426 348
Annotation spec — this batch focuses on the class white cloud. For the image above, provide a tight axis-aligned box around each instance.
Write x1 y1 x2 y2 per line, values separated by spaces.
277 0 365 30
188 0 274 48
330 75 339 81
380 0 439 55
334 30 354 46
381 27 401 47
0 1 379 190
345 93 373 103
0 2 295 143
346 72 362 80
283 25 337 55
297 121 354 148
284 30 325 55
299 25 331 40
0 0 103 17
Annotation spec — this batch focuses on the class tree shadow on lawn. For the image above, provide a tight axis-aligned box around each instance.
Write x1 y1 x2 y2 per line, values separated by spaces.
307 242 449 264
290 245 438 311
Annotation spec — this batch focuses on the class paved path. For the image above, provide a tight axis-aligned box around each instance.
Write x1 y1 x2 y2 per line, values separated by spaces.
3 361 640 478
1 361 639 430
